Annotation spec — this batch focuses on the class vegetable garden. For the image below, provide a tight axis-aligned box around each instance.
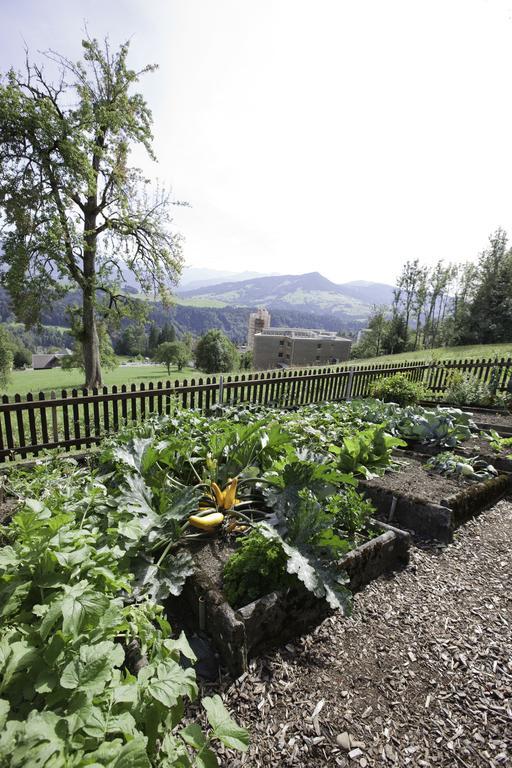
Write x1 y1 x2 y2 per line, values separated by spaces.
0 395 511 766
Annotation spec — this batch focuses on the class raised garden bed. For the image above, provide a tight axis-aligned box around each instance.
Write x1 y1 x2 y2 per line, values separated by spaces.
167 520 410 678
419 401 512 431
360 452 512 541
405 436 512 474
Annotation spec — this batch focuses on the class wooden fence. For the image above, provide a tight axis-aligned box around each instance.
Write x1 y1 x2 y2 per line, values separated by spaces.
0 356 511 462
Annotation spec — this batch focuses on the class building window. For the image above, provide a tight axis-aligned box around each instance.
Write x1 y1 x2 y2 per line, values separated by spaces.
317 343 322 349
278 352 283 358
279 339 284 346
315 355 320 361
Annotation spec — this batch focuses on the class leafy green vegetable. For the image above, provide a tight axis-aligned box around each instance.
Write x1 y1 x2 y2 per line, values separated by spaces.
425 452 497 481
329 425 405 478
482 429 512 458
223 529 292 608
0 462 248 766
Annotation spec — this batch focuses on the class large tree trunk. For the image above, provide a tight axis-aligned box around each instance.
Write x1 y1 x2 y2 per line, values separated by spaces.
82 282 102 388
83 216 102 389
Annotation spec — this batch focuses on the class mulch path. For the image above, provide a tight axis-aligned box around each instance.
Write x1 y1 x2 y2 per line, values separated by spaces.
208 498 512 767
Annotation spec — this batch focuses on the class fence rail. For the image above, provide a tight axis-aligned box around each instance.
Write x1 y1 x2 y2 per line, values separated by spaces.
0 356 511 462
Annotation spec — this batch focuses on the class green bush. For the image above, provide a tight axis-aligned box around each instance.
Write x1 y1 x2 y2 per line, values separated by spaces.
444 371 510 409
369 373 428 406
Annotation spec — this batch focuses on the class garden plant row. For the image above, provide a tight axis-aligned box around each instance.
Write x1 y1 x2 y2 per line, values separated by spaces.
0 396 510 766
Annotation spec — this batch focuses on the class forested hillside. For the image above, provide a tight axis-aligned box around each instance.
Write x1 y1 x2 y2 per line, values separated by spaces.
0 287 360 346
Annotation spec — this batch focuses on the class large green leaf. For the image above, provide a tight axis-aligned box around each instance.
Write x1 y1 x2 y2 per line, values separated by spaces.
60 641 124 695
109 737 152 768
132 550 195 602
202 695 250 751
259 524 351 612
147 659 198 708
111 437 155 473
60 581 111 638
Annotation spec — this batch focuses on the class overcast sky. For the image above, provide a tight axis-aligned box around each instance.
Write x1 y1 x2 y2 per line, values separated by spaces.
2 0 512 285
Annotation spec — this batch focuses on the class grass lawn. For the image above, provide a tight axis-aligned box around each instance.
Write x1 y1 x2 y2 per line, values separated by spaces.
345 343 512 367
0 364 206 398
2 342 511 398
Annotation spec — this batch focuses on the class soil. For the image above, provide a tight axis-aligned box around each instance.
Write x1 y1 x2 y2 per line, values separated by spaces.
209 496 512 768
364 456 473 504
188 537 236 592
0 496 18 525
459 435 512 463
472 412 512 430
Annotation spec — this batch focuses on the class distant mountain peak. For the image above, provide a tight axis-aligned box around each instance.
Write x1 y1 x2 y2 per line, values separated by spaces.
177 270 395 321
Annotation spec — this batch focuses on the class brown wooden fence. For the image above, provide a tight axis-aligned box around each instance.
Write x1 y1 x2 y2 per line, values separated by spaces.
0 356 511 462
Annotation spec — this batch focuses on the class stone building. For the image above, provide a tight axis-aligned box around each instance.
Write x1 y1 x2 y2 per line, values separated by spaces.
253 328 351 370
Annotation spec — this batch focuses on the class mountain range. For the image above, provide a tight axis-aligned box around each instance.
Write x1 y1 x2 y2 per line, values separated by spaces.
176 271 395 322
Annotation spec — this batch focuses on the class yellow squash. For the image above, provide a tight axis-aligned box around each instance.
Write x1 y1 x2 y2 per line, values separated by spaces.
208 478 239 510
223 478 238 510
188 512 225 531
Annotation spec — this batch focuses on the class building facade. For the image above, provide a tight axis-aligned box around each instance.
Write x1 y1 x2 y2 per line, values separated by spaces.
253 328 352 370
247 308 271 349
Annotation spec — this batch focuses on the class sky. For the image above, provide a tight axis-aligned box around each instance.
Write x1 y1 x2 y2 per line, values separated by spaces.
2 0 512 286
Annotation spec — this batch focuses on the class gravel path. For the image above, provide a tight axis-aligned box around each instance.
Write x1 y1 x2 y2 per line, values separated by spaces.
211 499 512 767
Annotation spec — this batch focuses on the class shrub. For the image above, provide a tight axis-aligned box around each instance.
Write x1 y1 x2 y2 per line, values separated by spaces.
368 373 428 406
444 371 510 408
12 345 31 369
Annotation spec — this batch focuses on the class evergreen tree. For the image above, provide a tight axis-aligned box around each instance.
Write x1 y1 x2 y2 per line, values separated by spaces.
158 322 176 344
465 228 512 343
147 323 160 357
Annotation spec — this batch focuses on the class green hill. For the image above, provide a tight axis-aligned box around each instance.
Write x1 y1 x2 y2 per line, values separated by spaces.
347 343 512 367
177 272 395 321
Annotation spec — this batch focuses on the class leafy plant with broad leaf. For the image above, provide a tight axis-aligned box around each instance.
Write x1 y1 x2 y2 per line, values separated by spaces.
0 464 249 766
425 452 497 481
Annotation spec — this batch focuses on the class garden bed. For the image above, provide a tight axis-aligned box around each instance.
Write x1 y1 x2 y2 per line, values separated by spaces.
402 434 512 473
420 400 512 430
360 451 512 541
167 520 410 678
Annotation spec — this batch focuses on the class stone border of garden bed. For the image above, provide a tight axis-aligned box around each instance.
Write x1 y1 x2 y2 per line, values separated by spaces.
167 520 410 678
360 450 512 541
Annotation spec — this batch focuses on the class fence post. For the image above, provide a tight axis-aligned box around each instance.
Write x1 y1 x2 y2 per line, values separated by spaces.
218 375 224 405
50 390 58 443
345 367 354 400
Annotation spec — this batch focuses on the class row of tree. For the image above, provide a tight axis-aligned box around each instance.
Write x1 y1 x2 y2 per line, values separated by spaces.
353 228 512 359
0 322 253 387
151 329 252 376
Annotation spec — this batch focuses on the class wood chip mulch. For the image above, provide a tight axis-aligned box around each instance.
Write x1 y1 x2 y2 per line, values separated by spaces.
207 498 512 767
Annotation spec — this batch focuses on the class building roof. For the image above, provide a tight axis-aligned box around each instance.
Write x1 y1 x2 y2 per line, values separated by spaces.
255 328 351 341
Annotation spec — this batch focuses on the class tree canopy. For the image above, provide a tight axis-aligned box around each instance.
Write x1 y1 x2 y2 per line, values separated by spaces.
0 36 183 387
156 340 189 375
194 329 239 374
